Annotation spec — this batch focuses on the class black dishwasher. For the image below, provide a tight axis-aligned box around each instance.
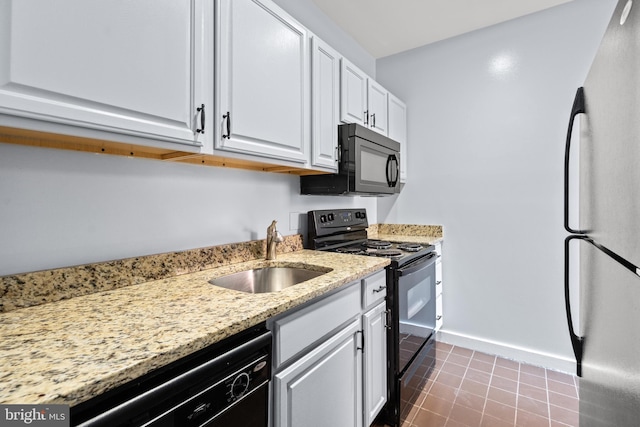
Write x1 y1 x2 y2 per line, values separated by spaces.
71 325 271 427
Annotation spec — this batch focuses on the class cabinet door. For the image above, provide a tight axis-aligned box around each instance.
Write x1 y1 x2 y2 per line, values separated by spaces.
388 93 407 182
217 0 309 163
0 0 209 149
340 59 368 126
367 80 389 136
274 318 363 427
310 36 340 171
363 301 388 426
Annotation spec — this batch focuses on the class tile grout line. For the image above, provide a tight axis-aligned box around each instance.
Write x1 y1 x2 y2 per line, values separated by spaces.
545 368 552 427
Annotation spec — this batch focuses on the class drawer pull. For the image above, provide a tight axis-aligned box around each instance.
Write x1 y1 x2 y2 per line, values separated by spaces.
373 285 386 293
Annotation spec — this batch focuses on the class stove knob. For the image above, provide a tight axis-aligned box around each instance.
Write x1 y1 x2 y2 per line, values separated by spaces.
320 215 327 223
328 213 334 221
355 212 361 219
361 211 366 218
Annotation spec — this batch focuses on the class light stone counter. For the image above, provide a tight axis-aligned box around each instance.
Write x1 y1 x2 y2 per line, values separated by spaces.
368 224 444 246
0 250 389 406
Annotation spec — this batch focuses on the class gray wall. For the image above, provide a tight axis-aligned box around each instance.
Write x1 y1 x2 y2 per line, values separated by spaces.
0 143 376 276
376 0 616 371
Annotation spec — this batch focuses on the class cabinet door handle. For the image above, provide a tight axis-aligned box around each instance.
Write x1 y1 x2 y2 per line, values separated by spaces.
356 330 364 352
385 309 392 330
364 110 369 125
436 281 442 286
196 104 205 134
436 315 442 321
222 112 231 139
371 113 376 128
373 285 386 293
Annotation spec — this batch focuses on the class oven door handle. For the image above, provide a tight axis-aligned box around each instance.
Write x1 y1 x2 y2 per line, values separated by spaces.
398 252 438 276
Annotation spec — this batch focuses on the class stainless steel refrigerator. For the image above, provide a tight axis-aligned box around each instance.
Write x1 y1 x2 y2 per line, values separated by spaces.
564 1 640 425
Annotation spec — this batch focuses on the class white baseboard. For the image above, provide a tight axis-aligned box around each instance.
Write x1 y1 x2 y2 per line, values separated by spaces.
436 329 577 375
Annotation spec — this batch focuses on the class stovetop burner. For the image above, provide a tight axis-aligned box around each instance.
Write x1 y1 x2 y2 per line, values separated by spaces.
336 247 368 255
370 249 403 258
364 240 392 249
397 243 424 252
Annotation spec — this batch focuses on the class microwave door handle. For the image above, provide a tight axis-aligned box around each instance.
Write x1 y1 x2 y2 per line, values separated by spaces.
391 154 399 186
386 155 393 187
386 154 399 187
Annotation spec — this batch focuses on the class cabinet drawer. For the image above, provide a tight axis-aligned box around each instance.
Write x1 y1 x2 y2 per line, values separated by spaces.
362 270 387 310
270 281 361 368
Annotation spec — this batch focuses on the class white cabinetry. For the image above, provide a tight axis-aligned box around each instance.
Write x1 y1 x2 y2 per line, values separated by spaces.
362 270 388 426
310 36 340 171
0 0 211 151
435 242 444 331
367 80 389 136
269 270 388 427
216 0 309 163
340 58 389 136
388 94 408 183
339 59 368 127
274 318 363 427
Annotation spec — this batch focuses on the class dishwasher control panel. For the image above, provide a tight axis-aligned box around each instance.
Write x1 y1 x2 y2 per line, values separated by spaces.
181 354 270 426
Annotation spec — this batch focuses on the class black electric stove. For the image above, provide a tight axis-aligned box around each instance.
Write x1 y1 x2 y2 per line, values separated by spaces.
306 209 434 266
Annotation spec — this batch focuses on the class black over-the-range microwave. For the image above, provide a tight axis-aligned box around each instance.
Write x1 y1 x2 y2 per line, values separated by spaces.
300 123 401 196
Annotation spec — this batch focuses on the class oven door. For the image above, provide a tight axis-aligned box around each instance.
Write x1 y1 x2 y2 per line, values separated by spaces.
397 252 437 374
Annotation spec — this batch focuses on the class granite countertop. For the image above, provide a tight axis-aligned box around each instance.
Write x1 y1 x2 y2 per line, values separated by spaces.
0 250 389 406
368 224 444 246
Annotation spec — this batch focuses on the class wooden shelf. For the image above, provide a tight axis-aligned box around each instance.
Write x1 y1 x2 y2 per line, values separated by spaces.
0 126 329 176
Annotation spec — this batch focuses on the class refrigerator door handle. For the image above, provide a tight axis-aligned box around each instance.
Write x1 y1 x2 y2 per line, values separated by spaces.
564 87 586 234
565 234 640 377
564 235 585 377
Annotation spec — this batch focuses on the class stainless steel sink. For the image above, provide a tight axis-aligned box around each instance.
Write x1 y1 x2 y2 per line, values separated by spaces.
209 266 328 293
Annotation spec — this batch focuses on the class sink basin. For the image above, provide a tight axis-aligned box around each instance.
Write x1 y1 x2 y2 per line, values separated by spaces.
209 266 327 293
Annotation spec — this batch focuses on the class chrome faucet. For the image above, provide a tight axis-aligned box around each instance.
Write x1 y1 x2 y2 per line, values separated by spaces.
266 220 284 260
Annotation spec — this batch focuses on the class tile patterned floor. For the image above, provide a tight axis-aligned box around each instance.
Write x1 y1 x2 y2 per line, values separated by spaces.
377 341 579 427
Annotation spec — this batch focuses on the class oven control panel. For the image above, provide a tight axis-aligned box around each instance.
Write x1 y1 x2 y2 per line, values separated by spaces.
307 209 368 238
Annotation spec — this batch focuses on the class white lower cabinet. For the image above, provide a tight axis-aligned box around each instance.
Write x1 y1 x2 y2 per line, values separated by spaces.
363 301 388 426
269 270 388 427
274 318 362 427
435 242 444 331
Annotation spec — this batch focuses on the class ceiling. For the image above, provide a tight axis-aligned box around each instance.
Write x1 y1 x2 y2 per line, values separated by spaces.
311 0 574 58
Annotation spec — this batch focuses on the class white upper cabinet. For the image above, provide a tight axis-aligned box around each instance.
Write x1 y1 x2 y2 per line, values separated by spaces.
0 0 211 150
388 93 407 182
367 80 389 136
340 59 368 127
340 58 391 136
216 0 310 163
310 36 340 171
